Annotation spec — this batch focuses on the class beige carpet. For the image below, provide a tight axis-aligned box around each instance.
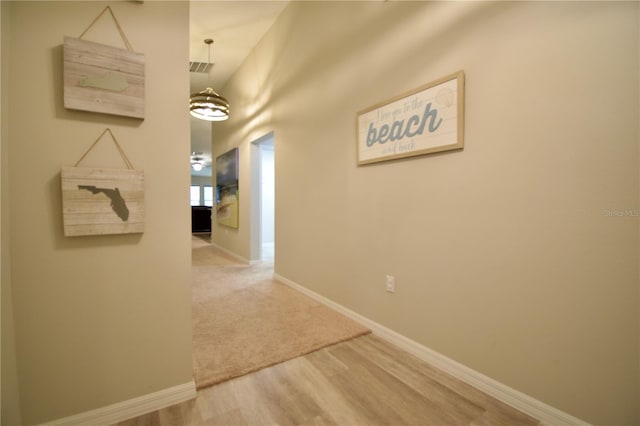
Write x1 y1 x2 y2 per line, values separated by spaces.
191 236 370 389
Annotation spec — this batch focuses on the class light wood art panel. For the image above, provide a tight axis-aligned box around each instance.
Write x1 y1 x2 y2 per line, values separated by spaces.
64 36 145 119
61 167 144 237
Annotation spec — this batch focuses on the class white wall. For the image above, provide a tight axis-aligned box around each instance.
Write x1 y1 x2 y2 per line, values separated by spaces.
260 143 275 246
191 175 212 187
214 2 640 424
3 2 192 424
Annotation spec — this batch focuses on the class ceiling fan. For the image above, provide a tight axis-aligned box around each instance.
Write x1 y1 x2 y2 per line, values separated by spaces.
190 152 211 172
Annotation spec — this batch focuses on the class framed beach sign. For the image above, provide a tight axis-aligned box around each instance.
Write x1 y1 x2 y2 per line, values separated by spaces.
356 71 464 165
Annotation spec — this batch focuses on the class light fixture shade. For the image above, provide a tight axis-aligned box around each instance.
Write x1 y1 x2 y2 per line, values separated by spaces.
189 87 230 121
192 161 204 171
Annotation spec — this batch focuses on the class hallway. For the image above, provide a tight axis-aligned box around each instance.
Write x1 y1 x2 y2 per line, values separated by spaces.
114 236 539 425
191 234 368 389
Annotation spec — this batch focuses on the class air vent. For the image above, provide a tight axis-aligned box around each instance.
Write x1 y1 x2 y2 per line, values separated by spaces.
189 62 213 73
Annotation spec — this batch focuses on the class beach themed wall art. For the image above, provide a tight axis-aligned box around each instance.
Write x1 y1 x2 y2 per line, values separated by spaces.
356 71 464 165
216 148 239 229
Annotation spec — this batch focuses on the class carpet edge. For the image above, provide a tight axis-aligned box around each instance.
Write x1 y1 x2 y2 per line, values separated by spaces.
195 329 371 390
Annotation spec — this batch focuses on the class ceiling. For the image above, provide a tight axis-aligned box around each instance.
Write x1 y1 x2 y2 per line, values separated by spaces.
189 1 289 177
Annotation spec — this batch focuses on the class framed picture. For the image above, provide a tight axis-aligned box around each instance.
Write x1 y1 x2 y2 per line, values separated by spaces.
356 71 464 165
215 148 239 228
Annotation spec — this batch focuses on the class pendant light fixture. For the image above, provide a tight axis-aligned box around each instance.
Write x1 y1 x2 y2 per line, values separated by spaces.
189 39 230 121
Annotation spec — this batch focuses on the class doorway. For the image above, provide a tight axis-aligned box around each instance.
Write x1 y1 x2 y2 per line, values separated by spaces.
250 132 275 262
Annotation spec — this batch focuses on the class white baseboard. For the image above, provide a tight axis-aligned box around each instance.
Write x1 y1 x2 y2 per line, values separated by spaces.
209 241 251 264
273 273 590 426
40 380 196 426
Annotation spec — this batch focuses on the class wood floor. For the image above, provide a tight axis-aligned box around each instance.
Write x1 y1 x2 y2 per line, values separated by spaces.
115 333 539 426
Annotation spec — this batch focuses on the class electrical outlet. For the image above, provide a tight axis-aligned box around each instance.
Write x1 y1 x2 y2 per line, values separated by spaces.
386 275 395 293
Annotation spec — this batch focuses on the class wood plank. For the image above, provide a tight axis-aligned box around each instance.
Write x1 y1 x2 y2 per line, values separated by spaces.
223 374 280 426
61 167 144 237
63 36 145 119
64 36 144 74
346 335 486 418
114 335 540 426
157 399 201 425
252 365 324 425
205 408 249 426
327 342 477 425
349 335 539 425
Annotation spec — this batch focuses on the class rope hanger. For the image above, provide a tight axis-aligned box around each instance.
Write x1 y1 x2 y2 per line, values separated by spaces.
78 6 134 52
74 128 135 170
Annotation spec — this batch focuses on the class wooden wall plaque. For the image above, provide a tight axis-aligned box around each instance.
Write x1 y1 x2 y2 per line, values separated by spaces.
356 71 464 165
61 166 145 237
63 36 145 119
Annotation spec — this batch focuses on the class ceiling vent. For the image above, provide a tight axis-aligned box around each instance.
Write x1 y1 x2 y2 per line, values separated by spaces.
189 62 213 73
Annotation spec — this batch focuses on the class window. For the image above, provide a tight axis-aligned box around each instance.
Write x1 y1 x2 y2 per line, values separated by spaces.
203 186 214 207
190 185 201 206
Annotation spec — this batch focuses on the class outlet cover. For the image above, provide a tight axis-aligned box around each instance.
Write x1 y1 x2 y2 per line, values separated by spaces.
386 275 395 293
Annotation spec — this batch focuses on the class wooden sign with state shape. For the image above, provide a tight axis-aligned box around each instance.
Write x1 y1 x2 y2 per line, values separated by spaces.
61 167 145 237
63 36 145 119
